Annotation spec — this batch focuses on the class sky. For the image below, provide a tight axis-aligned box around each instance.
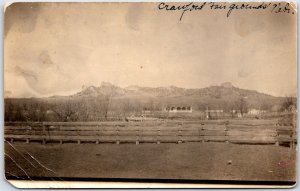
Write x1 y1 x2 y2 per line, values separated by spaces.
4 2 297 98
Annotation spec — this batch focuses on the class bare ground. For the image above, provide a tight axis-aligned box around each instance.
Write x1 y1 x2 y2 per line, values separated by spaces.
4 142 296 182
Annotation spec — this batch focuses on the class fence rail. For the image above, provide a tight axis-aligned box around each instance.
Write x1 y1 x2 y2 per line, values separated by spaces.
4 120 297 147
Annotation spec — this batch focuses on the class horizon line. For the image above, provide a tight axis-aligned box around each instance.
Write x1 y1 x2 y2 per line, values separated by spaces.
5 82 296 99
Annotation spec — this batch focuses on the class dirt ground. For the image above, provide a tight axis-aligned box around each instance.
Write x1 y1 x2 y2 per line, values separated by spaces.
4 142 296 183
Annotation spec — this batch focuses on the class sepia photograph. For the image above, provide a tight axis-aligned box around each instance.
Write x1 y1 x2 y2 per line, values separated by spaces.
3 2 297 188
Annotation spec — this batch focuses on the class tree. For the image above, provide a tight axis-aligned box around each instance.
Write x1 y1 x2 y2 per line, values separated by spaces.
238 96 248 116
121 98 133 118
76 98 92 121
89 95 111 121
102 95 111 120
14 104 25 121
281 97 297 112
5 99 14 122
52 99 79 122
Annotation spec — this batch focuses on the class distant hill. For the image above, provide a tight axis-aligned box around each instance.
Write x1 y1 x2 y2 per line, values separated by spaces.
69 82 284 111
74 82 273 98
5 82 295 122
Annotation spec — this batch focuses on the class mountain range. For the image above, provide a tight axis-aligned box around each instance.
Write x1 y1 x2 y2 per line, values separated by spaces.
72 82 276 99
63 82 286 110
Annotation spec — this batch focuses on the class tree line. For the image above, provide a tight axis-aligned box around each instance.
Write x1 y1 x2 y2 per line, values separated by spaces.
4 96 296 122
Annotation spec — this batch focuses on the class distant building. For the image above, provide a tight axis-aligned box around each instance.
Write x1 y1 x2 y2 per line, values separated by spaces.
247 109 266 115
205 109 223 119
165 106 192 113
231 110 242 118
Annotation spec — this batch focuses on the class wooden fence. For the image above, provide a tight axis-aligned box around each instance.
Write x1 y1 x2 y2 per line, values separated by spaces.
4 120 297 148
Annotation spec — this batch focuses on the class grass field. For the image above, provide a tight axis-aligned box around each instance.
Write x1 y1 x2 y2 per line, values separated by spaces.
5 141 296 182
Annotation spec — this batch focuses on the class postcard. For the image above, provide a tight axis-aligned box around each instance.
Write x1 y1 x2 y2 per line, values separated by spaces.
4 2 297 188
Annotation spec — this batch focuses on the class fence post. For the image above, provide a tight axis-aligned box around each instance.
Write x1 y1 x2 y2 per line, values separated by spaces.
42 123 47 145
136 129 139 145
157 129 160 144
95 128 100 144
291 112 297 149
290 112 297 161
275 126 279 146
290 130 294 150
42 123 46 134
201 126 205 143
225 123 229 144
116 128 120 144
178 128 182 144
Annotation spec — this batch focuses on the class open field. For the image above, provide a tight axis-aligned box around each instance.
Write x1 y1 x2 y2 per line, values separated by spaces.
5 142 296 183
